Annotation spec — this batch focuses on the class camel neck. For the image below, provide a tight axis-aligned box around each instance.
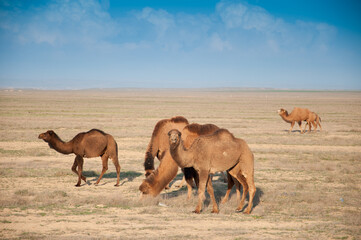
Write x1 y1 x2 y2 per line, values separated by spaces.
281 112 292 123
170 140 193 168
48 134 73 155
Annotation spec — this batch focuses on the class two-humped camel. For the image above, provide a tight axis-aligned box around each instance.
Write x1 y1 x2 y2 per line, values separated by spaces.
38 129 120 187
168 129 255 214
278 107 322 133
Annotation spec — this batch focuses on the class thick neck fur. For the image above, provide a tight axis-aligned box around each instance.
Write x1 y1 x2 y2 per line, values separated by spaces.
170 139 193 168
48 133 73 154
280 110 292 123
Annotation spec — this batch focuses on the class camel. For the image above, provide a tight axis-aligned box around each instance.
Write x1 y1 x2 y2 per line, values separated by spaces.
304 112 322 132
139 122 241 202
277 107 312 134
143 116 189 177
38 129 120 187
168 128 256 214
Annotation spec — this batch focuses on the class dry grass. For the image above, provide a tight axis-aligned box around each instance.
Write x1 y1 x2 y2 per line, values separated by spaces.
0 89 360 239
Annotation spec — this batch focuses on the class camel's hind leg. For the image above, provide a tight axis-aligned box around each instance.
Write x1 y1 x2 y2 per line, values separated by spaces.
72 156 86 183
95 154 109 185
111 156 121 187
75 155 84 187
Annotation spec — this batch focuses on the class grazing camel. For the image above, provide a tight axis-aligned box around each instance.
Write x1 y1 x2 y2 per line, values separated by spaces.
143 116 189 177
304 112 322 132
140 122 241 202
38 129 120 187
277 107 312 134
168 129 256 214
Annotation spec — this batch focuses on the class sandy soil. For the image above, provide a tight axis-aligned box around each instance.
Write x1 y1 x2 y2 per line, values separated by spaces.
0 89 360 239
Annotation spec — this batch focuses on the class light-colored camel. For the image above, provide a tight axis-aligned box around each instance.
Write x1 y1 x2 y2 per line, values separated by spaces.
143 116 189 177
168 128 256 214
277 107 312 134
304 112 322 132
140 122 241 202
38 129 120 187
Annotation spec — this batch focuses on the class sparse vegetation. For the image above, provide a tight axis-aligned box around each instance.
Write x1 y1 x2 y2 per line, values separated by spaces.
0 89 360 239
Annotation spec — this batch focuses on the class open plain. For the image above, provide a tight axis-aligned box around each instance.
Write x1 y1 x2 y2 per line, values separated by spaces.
0 89 360 239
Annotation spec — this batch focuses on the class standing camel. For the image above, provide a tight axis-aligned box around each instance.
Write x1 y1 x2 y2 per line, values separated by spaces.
277 107 312 134
168 129 256 214
38 129 120 187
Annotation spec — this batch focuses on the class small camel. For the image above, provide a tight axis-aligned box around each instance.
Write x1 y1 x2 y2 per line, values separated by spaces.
168 129 256 214
38 129 120 187
304 112 322 132
277 107 312 134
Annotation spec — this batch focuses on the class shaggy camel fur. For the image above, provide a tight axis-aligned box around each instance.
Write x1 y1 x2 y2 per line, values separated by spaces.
38 129 120 187
168 129 256 214
304 112 322 132
143 116 189 177
278 107 312 134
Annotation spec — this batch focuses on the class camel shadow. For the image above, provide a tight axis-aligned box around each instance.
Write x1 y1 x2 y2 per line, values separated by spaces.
164 176 264 213
83 170 142 186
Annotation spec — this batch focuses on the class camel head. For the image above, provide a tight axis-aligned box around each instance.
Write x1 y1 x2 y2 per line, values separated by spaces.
38 130 55 142
277 108 287 116
139 180 151 195
168 129 181 148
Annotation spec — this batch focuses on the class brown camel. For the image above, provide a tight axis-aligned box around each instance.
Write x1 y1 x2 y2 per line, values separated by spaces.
38 129 120 187
168 129 256 214
143 116 189 177
139 122 241 202
304 112 322 132
277 107 312 134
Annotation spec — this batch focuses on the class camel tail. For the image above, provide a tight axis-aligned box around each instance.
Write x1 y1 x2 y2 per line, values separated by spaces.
144 142 155 171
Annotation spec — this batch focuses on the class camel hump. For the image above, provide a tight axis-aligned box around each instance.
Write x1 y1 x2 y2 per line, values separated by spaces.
184 123 219 135
87 129 107 136
170 116 189 124
211 128 235 140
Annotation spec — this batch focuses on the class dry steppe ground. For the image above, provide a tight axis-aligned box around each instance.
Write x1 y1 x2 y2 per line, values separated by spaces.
0 89 360 240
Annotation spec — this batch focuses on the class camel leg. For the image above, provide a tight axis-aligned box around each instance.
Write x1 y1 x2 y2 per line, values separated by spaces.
194 170 208 214
307 120 312 133
75 156 84 187
298 121 303 134
236 174 248 209
221 172 234 204
312 121 317 131
243 174 256 214
206 176 219 213
318 121 322 132
72 156 86 182
95 154 109 185
289 121 295 133
111 156 121 187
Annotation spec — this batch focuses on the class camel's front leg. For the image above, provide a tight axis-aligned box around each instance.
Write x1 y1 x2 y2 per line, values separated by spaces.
297 121 303 133
72 156 86 182
206 176 219 213
75 155 84 187
221 172 234 204
95 154 109 185
194 170 208 214
289 121 295 133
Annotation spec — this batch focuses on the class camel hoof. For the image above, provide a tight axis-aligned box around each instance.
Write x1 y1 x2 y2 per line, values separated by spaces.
211 209 219 214
75 184 81 187
114 184 119 187
193 209 201 214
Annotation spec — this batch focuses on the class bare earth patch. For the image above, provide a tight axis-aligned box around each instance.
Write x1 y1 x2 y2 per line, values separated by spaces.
0 89 360 239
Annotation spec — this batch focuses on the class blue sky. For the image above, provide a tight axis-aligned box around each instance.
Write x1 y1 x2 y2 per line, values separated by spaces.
0 0 360 90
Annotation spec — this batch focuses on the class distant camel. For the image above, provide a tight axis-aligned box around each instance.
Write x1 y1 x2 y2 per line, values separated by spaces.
38 129 120 187
143 116 189 177
277 107 312 134
304 112 322 132
168 129 256 214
